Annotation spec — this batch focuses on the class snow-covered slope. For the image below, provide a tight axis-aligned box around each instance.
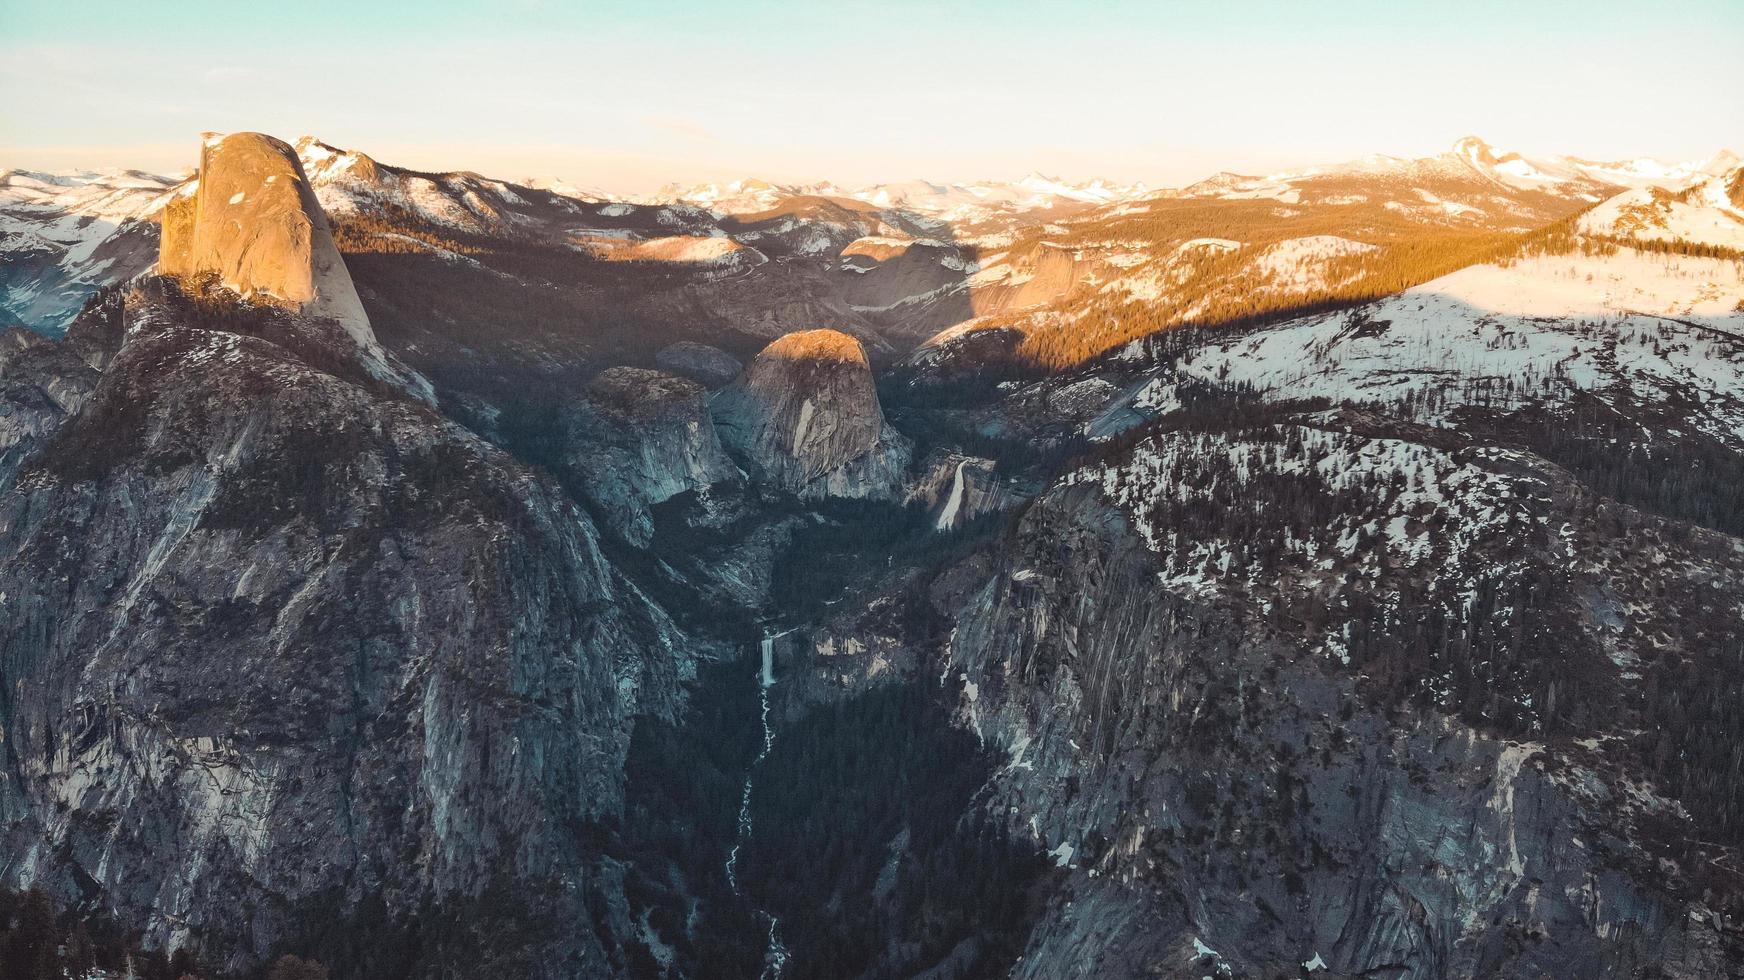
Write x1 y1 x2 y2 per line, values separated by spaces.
1174 248 1744 443
1107 177 1744 445
1170 137 1731 216
0 168 183 331
297 136 594 236
1579 166 1744 250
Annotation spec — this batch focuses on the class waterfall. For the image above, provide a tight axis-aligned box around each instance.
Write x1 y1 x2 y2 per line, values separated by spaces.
725 633 789 979
936 457 969 531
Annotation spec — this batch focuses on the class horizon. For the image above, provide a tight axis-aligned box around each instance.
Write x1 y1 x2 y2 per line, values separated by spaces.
9 2 1744 975
3 0 1741 195
6 131 1741 199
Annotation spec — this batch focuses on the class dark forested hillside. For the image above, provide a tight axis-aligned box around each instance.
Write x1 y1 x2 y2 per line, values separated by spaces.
740 682 1054 980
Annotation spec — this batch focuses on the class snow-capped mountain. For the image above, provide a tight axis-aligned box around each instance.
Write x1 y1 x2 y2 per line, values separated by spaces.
1579 163 1744 250
7 133 1730 344
1169 136 1727 213
295 135 617 236
848 173 1148 216
0 168 184 330
433 137 1728 229
7 127 1744 979
632 177 842 215
632 173 1147 221
5 133 1736 383
1446 135 1728 192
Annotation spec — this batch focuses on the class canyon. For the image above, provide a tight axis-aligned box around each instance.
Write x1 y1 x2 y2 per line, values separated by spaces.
2 129 1743 979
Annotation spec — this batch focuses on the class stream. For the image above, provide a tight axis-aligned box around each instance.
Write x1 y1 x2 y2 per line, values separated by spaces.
724 634 789 979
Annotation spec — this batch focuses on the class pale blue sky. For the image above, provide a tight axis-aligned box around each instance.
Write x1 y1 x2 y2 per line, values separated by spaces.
3 0 1740 191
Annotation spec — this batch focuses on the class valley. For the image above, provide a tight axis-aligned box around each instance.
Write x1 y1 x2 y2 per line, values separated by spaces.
2 124 1743 979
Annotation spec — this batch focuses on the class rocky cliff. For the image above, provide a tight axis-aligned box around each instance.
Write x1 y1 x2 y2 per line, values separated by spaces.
0 273 692 975
0 285 125 491
905 450 1010 531
921 412 1744 978
560 366 739 545
158 133 375 355
0 328 98 489
710 328 911 499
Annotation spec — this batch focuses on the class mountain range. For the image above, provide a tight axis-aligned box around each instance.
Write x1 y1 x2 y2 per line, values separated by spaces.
2 129 1743 980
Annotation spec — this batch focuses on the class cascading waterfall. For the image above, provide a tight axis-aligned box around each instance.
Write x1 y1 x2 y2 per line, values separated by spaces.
725 634 789 979
935 457 969 531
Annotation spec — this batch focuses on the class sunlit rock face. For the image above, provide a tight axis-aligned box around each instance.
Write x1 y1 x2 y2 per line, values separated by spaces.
711 328 911 499
159 132 373 347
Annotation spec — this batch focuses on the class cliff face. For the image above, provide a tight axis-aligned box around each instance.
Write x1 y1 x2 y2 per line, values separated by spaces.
710 329 911 499
0 329 99 489
159 132 373 351
920 414 1744 978
905 450 1009 531
561 366 740 545
654 342 742 388
0 279 689 975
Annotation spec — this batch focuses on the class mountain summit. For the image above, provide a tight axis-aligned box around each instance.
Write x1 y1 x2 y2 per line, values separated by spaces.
159 132 373 347
711 328 912 499
5 123 1744 979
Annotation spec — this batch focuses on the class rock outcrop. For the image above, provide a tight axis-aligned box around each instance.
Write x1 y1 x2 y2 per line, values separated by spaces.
905 450 1009 531
0 277 687 976
918 416 1744 979
655 341 742 388
159 132 374 350
710 329 910 499
561 366 739 544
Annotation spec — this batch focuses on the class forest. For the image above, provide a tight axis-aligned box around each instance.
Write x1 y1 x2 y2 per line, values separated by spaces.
1084 390 1744 895
0 888 201 980
737 682 1054 980
605 653 1054 979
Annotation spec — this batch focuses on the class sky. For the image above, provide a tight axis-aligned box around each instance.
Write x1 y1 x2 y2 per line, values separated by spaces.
3 0 1741 194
